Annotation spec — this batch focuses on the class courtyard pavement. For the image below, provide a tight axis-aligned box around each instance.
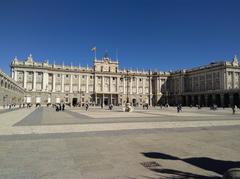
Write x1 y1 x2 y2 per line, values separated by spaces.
0 106 240 178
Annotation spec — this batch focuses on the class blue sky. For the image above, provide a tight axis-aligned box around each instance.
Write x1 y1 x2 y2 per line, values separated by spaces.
0 0 240 74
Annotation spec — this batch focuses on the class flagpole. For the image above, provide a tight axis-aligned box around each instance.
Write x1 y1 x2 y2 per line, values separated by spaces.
95 48 97 60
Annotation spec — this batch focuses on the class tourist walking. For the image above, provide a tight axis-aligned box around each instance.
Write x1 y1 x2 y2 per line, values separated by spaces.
232 105 236 115
86 103 89 111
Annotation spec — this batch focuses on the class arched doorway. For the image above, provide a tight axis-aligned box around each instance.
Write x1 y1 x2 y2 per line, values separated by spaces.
215 94 221 107
200 95 205 107
207 95 213 107
233 93 239 107
224 94 230 107
132 99 137 106
72 98 78 107
187 96 192 106
182 96 186 106
193 95 198 106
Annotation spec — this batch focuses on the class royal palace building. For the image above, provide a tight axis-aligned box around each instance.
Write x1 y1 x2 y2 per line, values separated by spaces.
1 53 240 108
10 54 169 107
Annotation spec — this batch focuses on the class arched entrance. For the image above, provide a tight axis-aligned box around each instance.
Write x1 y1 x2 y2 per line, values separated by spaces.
224 94 230 107
193 95 198 106
132 99 137 106
200 95 205 107
187 96 192 106
182 96 186 106
72 98 78 107
207 95 213 107
233 93 239 107
215 94 221 107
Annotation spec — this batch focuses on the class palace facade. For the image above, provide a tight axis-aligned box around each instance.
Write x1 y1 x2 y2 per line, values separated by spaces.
10 54 169 107
1 53 240 108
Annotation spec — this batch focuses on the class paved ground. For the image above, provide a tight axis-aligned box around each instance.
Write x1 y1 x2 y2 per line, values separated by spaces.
0 106 240 179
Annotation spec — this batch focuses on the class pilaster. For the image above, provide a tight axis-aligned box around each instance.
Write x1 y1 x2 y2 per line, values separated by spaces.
70 74 73 93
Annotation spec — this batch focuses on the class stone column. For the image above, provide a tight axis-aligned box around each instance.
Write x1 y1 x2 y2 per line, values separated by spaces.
149 77 152 106
212 94 216 105
78 75 81 92
136 77 139 94
159 78 162 93
198 95 201 105
61 74 64 92
220 94 224 107
143 78 145 94
123 78 126 94
109 76 112 92
102 93 104 106
130 77 132 94
33 71 36 91
70 74 73 93
211 73 214 90
86 75 89 93
52 73 55 92
116 77 119 93
102 76 104 92
14 70 17 81
204 95 208 106
110 94 112 105
43 72 48 91
23 71 27 89
94 75 97 93
230 93 234 106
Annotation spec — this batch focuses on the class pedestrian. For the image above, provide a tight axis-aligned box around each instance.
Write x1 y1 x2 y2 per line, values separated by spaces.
177 105 180 113
62 103 65 111
232 105 236 115
86 103 89 111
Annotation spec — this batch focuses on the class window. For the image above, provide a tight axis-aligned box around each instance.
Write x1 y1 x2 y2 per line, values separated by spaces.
113 77 116 80
66 74 69 78
101 66 103 72
82 75 85 79
109 67 111 72
90 76 93 79
74 75 78 78
139 78 142 82
57 74 60 77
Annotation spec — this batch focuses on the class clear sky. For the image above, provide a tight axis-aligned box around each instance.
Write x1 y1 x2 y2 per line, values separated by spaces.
0 0 240 74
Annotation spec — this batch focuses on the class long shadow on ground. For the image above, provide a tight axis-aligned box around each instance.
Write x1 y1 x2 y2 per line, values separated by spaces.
142 152 240 178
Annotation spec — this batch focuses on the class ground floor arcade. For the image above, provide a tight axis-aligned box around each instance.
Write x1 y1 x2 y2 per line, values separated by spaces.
175 91 240 107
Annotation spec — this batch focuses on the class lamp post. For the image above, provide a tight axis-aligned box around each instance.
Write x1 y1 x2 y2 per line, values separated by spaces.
121 70 134 112
121 70 131 104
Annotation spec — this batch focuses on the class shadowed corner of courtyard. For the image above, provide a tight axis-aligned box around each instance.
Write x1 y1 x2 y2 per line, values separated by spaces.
141 152 240 179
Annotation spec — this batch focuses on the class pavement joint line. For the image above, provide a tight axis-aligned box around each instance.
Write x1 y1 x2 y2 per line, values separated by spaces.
0 120 240 136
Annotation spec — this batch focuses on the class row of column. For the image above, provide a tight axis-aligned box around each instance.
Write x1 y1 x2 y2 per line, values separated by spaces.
14 70 152 94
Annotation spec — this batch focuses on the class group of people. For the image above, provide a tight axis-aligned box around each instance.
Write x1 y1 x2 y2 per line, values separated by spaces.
55 103 65 112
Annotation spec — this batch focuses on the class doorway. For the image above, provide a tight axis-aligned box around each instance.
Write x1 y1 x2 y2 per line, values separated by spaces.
72 98 78 107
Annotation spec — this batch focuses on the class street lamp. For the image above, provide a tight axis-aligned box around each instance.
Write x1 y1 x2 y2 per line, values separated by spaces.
121 70 131 104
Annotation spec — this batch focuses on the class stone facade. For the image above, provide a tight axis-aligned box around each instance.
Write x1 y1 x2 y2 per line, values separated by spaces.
7 54 240 107
10 54 169 107
0 69 25 109
168 55 240 107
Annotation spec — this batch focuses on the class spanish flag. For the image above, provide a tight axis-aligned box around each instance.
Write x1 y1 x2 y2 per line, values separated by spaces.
91 46 96 52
